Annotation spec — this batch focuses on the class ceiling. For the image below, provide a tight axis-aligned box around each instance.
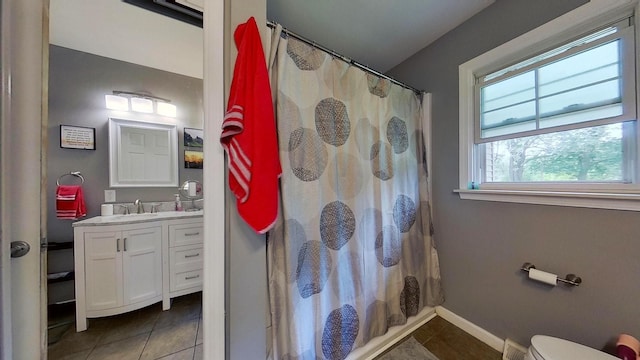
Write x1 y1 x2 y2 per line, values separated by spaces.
50 0 496 77
50 0 204 78
267 0 495 72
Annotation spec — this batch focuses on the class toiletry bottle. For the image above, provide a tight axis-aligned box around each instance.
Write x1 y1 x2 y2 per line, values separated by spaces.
174 194 183 211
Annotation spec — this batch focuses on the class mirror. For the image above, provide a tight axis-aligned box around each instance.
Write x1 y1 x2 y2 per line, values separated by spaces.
179 180 203 211
108 118 179 187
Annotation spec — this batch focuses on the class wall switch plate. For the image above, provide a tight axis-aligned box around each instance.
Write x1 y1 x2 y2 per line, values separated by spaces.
104 190 116 203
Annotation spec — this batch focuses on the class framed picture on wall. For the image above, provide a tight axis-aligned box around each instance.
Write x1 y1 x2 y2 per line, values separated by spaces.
184 127 203 148
60 125 96 150
185 150 203 169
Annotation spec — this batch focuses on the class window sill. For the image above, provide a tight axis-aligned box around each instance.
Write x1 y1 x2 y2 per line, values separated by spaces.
454 189 640 211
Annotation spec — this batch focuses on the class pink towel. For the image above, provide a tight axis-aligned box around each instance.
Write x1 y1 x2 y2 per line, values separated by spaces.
56 185 87 220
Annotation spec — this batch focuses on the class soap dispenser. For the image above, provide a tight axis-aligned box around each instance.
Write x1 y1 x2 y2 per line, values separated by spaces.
174 194 183 211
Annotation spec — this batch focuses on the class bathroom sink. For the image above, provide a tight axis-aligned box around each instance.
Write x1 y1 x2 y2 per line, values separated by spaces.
108 213 159 221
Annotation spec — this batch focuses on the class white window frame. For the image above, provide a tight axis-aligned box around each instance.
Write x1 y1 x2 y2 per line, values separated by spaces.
458 0 640 211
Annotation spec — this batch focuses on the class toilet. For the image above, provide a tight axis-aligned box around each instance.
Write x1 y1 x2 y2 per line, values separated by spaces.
525 335 620 360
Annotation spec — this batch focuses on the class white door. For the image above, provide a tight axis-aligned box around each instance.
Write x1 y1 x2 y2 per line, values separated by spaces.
122 226 162 305
84 231 123 311
0 0 48 359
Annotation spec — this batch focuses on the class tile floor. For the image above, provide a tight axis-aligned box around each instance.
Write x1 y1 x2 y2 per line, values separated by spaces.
48 292 203 360
50 294 501 360
376 315 503 360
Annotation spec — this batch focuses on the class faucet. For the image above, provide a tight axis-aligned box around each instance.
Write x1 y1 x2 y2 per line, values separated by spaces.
116 204 130 215
134 199 144 214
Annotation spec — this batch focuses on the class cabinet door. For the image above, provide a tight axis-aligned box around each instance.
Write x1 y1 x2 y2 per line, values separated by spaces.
122 226 162 305
84 231 122 311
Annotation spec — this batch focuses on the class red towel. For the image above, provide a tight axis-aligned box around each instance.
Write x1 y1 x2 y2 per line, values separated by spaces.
56 185 87 220
220 17 282 234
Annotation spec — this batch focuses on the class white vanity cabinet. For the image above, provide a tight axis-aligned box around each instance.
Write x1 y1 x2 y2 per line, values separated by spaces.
73 211 203 332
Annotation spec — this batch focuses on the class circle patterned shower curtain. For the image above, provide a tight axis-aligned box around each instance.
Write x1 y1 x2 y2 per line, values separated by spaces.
267 29 443 360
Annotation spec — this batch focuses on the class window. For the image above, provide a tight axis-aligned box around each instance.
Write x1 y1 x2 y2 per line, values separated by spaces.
458 0 640 211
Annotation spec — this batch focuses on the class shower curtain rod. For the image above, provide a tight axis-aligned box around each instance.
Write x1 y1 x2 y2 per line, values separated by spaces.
266 20 424 96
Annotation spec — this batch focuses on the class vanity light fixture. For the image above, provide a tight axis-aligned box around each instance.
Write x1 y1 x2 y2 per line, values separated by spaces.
105 91 178 117
105 94 130 111
130 97 154 113
157 102 177 117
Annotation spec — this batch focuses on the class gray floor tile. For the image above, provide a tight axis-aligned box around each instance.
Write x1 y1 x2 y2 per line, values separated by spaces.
140 317 199 360
48 349 92 360
87 333 148 360
96 308 159 345
154 300 201 330
156 347 195 360
373 316 502 360
48 325 105 360
194 344 203 360
48 322 74 345
196 318 203 345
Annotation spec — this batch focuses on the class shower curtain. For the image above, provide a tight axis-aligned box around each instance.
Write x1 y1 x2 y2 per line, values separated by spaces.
267 30 443 360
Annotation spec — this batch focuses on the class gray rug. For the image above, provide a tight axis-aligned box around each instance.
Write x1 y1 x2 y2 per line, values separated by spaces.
378 337 440 360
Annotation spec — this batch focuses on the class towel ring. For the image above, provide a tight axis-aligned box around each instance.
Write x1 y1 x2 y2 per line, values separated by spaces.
56 172 85 186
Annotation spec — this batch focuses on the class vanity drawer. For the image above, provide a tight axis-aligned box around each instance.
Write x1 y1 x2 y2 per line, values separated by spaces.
171 268 203 292
169 223 203 247
170 244 203 272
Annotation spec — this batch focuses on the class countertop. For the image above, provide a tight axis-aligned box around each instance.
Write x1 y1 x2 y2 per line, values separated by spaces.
72 210 203 227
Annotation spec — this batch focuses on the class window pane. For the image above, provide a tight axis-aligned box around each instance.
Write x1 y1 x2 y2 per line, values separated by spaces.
481 101 536 130
538 40 620 96
481 123 624 182
481 119 536 139
484 27 618 81
477 30 632 141
539 103 623 129
539 79 622 126
482 71 535 112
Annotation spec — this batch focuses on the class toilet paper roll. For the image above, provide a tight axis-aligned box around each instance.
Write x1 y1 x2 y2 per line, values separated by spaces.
101 204 113 216
528 268 557 286
617 334 640 360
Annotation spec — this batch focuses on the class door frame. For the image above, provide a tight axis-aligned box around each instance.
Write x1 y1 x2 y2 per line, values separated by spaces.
202 0 227 358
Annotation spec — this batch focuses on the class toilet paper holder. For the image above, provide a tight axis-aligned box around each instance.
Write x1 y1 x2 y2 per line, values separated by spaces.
521 262 582 286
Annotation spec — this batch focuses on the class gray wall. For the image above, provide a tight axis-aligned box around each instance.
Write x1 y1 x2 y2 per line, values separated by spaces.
224 4 268 360
388 0 640 351
47 45 203 302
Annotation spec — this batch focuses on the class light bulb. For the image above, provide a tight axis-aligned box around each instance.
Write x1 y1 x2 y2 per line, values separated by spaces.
157 102 177 117
131 97 153 113
105 95 129 111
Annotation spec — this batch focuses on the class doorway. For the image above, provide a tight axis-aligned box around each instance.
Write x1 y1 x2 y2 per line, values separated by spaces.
2 0 225 358
46 1 205 358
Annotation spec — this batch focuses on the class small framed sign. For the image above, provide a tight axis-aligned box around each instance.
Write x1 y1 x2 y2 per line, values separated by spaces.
60 125 96 150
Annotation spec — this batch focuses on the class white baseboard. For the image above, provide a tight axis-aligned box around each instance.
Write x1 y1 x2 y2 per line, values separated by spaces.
345 306 437 360
435 306 504 352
